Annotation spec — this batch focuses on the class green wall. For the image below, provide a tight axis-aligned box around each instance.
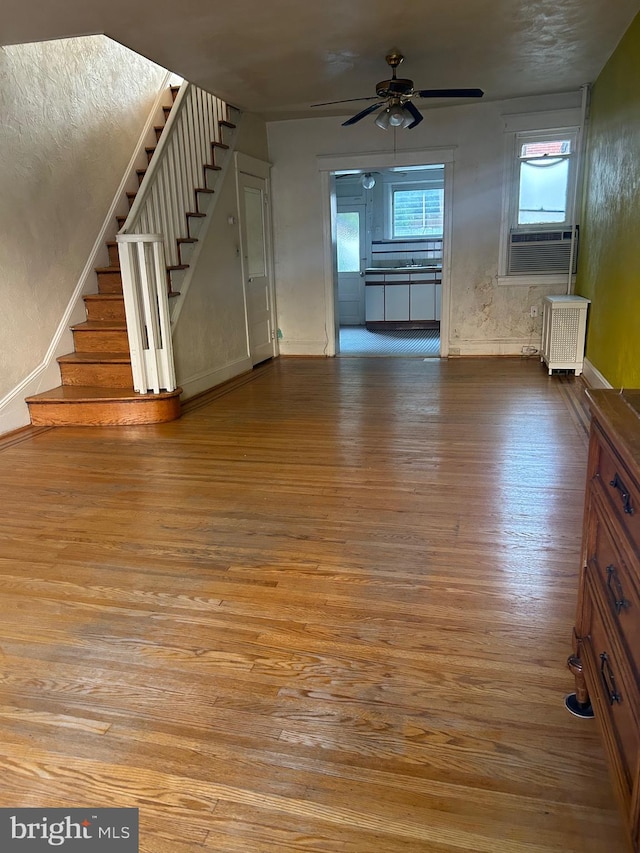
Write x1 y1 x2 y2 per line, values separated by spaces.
576 12 640 387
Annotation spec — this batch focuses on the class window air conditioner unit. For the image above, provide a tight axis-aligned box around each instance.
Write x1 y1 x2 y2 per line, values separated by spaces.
507 228 578 275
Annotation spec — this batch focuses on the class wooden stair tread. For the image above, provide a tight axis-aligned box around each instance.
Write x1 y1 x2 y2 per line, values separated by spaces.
57 352 131 364
95 266 121 273
70 320 127 331
83 293 124 301
26 386 179 403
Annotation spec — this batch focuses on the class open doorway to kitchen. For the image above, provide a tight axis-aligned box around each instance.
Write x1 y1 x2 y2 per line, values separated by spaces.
333 164 445 358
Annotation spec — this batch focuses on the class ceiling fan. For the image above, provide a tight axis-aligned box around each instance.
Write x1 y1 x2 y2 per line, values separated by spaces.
312 52 484 129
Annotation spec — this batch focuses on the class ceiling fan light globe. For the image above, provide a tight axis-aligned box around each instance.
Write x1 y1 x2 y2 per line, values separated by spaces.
361 173 376 190
375 108 391 129
388 105 406 126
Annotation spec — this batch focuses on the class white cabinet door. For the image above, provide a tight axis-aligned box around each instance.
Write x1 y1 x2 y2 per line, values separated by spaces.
385 285 410 320
365 285 385 321
410 284 435 320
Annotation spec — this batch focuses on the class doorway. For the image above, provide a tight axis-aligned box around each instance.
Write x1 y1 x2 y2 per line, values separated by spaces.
320 150 453 359
332 166 446 358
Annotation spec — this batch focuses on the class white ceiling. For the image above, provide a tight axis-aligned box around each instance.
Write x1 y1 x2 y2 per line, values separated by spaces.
3 0 639 120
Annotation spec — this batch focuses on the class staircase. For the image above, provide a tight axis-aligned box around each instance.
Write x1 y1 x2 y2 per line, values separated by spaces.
26 85 236 427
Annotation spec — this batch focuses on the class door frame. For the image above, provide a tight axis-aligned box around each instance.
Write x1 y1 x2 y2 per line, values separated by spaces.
318 148 454 357
235 152 279 362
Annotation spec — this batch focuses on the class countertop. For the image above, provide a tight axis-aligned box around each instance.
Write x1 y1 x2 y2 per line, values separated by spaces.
365 265 441 273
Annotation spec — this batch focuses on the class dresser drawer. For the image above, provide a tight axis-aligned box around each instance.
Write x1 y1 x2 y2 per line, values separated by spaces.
588 507 640 681
583 570 640 803
591 424 640 556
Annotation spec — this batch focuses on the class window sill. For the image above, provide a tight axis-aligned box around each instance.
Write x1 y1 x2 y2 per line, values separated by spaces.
496 274 575 287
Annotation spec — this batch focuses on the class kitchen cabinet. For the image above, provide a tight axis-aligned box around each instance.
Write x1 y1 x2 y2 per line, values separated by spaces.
364 268 441 329
410 284 435 321
365 285 384 321
385 285 410 320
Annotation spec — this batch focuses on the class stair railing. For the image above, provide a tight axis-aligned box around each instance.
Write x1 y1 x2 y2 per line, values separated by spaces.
116 234 176 394
118 81 234 394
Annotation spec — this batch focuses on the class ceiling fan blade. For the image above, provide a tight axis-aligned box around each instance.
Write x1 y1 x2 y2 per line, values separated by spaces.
311 96 379 107
342 102 386 127
416 88 484 99
404 100 423 129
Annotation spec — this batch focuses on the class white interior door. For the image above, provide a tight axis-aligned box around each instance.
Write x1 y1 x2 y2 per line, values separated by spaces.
336 204 366 326
238 170 275 365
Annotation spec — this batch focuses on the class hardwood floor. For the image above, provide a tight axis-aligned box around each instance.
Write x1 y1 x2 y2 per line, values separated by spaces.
0 357 627 852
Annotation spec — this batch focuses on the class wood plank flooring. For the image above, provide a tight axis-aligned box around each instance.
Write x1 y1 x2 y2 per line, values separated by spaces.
0 357 627 852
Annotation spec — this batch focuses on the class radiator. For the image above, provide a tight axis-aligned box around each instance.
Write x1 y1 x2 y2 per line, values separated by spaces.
541 295 590 375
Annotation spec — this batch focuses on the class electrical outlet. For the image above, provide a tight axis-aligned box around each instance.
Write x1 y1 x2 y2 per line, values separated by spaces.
530 305 538 318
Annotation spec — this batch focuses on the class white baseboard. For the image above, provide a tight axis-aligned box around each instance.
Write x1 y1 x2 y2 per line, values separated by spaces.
582 358 613 389
0 320 83 436
451 338 542 357
178 357 253 399
0 369 59 437
278 340 330 356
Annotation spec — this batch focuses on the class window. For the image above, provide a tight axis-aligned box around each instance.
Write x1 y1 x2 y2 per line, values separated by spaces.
499 126 581 281
336 211 361 272
512 130 577 230
391 183 444 238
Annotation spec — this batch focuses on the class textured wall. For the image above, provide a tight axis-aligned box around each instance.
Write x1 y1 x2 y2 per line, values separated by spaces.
267 92 581 356
0 35 166 400
575 12 640 386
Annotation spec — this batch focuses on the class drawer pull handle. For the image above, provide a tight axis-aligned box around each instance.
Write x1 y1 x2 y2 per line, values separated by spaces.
609 473 634 515
600 652 621 705
606 565 630 615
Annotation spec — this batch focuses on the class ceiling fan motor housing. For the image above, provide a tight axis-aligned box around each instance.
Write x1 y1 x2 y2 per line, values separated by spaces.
376 78 414 98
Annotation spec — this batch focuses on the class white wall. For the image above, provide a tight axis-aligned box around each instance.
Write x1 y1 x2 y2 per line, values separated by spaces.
0 35 167 432
172 113 271 396
267 92 582 356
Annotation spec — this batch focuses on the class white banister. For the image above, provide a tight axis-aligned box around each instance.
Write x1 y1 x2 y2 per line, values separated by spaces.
122 82 232 267
117 80 236 394
116 234 176 394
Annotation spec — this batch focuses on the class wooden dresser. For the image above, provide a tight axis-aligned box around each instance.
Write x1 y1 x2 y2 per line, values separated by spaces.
568 389 640 852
